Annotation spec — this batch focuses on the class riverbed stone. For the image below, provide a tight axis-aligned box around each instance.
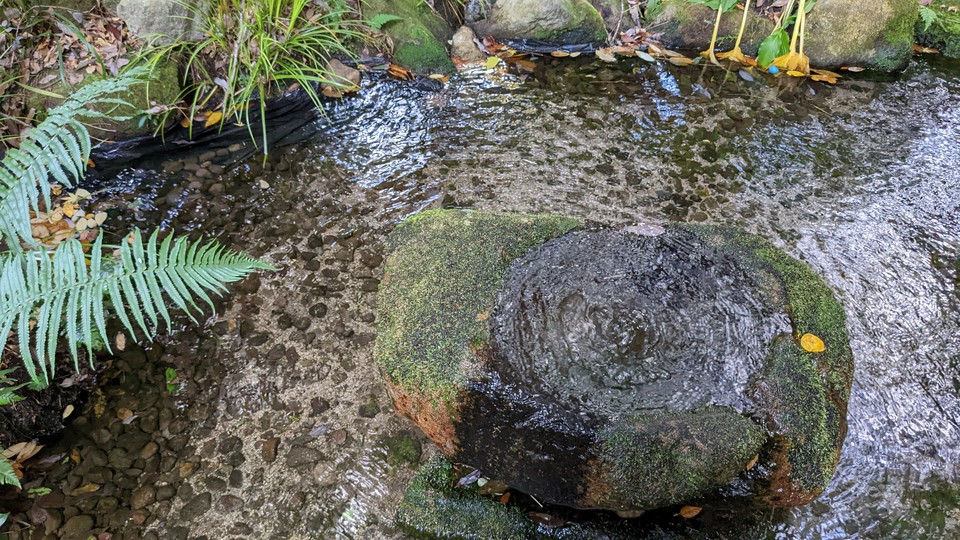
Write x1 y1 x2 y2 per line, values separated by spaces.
362 0 455 74
451 25 486 61
179 492 212 521
472 0 608 44
647 0 774 57
60 514 95 540
378 210 854 512
804 0 918 71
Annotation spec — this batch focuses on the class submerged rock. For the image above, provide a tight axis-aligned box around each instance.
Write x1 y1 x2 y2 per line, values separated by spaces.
362 0 455 74
377 210 854 514
804 0 918 71
471 0 608 45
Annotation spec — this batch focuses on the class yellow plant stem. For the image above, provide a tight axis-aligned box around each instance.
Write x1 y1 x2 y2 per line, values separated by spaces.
789 0 806 53
733 0 751 52
702 6 724 65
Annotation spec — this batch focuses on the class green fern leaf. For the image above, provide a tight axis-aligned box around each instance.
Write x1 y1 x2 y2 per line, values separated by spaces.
0 454 19 488
0 231 274 386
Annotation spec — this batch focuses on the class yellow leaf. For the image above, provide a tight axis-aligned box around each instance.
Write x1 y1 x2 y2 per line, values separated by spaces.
180 118 191 128
485 56 500 69
668 56 695 67
476 311 490 321
70 483 101 495
62 202 78 218
800 333 826 353
87 158 95 168
62 404 74 419
595 48 617 63
745 454 759 471
428 74 450 82
550 50 570 57
679 506 702 519
787 70 806 77
204 111 223 128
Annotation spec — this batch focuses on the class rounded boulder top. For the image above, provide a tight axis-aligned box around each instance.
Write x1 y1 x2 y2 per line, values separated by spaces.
375 209 854 512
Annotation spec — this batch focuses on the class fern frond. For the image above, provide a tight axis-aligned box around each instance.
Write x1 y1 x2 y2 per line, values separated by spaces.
0 369 26 406
0 454 19 488
0 66 149 248
0 230 274 386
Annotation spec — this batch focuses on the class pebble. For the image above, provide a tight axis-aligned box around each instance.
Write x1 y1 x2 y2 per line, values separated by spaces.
131 486 156 509
261 437 280 463
60 515 94 540
216 494 244 512
285 446 325 468
179 492 212 521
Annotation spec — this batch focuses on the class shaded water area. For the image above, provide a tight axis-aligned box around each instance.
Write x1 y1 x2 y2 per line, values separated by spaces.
14 54 960 539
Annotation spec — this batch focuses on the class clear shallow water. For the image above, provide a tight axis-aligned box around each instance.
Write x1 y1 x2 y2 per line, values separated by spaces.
92 55 960 538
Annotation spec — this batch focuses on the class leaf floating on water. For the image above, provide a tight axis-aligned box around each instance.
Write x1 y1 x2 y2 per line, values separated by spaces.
550 50 571 58
841 66 866 72
595 48 617 63
484 56 501 69
528 512 567 528
678 505 702 519
204 111 223 128
800 333 826 353
667 56 695 67
428 74 450 83
638 51 656 63
180 118 191 128
70 483 101 495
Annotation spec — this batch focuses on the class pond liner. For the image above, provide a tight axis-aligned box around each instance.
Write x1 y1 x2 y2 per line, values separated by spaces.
85 70 444 178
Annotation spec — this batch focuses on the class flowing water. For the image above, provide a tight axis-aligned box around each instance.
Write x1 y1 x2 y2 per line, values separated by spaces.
23 54 960 539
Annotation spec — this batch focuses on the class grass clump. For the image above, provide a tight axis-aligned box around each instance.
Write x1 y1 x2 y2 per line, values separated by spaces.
136 0 365 156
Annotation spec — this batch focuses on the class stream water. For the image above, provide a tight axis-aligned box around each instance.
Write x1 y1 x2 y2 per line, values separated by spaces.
12 54 960 539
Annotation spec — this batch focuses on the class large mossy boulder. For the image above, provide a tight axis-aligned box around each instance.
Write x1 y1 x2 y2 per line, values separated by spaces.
804 0 918 71
377 210 854 513
471 0 608 45
362 0 455 74
647 0 773 57
916 4 960 58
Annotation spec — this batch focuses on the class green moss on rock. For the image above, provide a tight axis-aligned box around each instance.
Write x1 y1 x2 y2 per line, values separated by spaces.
362 0 456 74
473 0 608 45
595 409 766 510
375 210 580 404
691 226 854 496
396 456 535 539
804 0 918 71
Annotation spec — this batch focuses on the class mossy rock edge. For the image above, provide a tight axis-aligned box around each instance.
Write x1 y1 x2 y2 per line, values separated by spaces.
378 210 854 516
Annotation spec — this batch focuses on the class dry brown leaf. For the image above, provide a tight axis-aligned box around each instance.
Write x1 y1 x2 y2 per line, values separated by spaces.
679 505 702 519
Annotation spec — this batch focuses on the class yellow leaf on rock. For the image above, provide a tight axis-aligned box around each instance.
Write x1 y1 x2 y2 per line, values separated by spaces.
679 506 702 519
800 333 826 353
485 56 500 69
62 202 78 218
70 483 101 495
204 111 223 128
667 56 695 67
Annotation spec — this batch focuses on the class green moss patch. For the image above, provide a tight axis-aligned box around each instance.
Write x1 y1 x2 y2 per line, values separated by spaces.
362 0 456 74
396 456 535 539
596 408 766 510
375 209 580 403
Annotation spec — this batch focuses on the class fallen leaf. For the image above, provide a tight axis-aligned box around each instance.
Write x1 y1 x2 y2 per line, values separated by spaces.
428 74 450 83
70 483 101 496
62 404 74 419
70 448 81 463
841 66 865 72
679 505 702 519
550 50 570 57
595 48 617 63
800 333 826 353
786 70 806 77
117 408 133 421
204 111 223 128
637 51 656 63
180 118 192 128
476 311 490 321
499 492 511 504
115 332 126 351
667 56 695 67
745 454 759 470
485 56 500 69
